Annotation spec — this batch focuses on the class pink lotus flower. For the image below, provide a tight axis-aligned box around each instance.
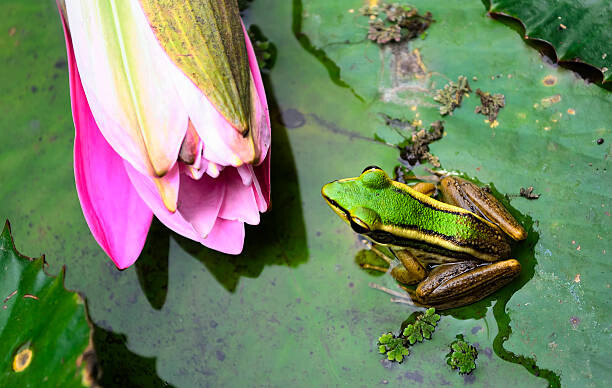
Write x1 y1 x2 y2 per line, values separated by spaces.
57 1 270 269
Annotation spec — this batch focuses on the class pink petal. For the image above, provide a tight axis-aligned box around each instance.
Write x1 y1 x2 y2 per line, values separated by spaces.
218 168 260 225
124 162 227 239
202 219 245 254
243 21 271 163
123 162 202 242
176 168 226 237
236 165 253 186
251 150 271 212
60 9 152 269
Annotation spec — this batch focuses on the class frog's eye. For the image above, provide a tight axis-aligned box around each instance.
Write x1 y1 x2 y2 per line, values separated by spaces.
362 165 383 174
350 216 370 234
360 167 390 189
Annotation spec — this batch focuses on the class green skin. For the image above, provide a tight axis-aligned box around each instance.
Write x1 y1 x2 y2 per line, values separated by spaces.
321 167 525 309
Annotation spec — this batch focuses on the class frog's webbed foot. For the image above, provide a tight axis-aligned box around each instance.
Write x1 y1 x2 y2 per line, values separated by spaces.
414 259 521 310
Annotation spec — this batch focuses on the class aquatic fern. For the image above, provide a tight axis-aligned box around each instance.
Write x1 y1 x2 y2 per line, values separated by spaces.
376 308 441 363
402 308 441 344
447 337 478 374
378 332 410 362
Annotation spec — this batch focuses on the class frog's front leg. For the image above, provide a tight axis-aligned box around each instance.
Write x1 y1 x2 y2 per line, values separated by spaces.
393 249 427 285
415 259 521 309
368 246 427 285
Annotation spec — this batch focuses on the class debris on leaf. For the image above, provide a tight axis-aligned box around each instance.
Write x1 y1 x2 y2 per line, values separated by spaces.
540 94 562 108
433 76 471 115
382 3 432 39
358 5 381 17
247 26 276 70
400 121 445 168
447 336 478 375
378 332 410 362
384 3 415 23
380 113 414 132
363 3 433 45
379 114 445 168
393 165 416 183
520 186 540 200
368 19 402 44
402 308 441 344
474 89 505 122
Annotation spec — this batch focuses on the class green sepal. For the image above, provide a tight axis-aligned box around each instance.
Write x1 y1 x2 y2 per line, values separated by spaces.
139 0 251 133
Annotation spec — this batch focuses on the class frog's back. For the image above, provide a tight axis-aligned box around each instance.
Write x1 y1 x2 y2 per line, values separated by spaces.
364 182 512 262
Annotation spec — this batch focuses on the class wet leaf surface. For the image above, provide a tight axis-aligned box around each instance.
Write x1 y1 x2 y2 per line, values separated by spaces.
0 0 610 387
91 323 174 387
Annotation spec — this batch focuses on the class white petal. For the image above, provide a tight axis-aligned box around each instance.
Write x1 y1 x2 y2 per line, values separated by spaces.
66 0 188 176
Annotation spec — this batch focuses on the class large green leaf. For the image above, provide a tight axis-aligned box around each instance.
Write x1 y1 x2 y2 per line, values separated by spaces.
486 0 612 84
0 221 90 387
0 0 610 387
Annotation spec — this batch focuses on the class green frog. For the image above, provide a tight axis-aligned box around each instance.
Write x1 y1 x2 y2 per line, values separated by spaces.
321 166 527 309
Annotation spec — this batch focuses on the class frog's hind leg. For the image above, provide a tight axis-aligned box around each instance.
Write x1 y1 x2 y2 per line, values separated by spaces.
439 177 527 241
415 259 521 310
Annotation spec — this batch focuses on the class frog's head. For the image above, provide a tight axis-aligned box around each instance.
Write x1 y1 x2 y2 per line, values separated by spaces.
321 166 388 234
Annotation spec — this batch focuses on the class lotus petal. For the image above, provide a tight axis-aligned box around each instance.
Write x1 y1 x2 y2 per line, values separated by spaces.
251 151 271 212
65 0 188 177
175 169 226 237
124 162 203 242
152 163 180 213
242 21 271 164
218 169 260 225
61 11 153 269
157 16 271 167
202 219 245 254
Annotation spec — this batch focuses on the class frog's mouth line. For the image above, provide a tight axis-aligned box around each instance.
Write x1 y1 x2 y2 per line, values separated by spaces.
321 194 351 224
